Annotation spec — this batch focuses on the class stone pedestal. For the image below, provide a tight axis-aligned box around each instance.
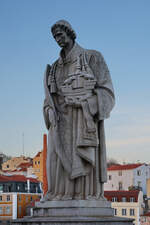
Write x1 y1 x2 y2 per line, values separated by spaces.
12 199 134 225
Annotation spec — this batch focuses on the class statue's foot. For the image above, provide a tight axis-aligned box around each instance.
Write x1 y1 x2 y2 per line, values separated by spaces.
40 192 54 202
74 194 83 200
52 194 63 201
85 195 96 200
61 195 73 200
95 194 107 201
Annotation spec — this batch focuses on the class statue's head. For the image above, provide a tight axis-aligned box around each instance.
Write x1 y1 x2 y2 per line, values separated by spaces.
51 20 76 48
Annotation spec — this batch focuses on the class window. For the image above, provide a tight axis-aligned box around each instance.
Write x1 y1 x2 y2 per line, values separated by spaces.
108 175 112 180
122 208 126 216
0 207 3 215
26 196 28 202
130 197 135 202
141 217 146 222
30 196 32 201
0 185 3 192
130 209 135 216
6 165 9 168
112 197 118 202
18 206 22 215
24 184 28 191
38 161 40 164
114 208 117 215
5 206 11 214
122 197 126 202
138 181 141 187
7 195 10 201
35 161 37 165
17 185 20 190
137 170 141 176
118 171 122 176
18 195 21 202
119 182 123 190
0 196 2 201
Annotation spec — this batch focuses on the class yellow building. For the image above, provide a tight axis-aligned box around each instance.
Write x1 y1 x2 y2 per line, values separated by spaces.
2 156 32 171
0 192 41 220
33 151 43 183
0 174 42 221
105 190 144 225
30 134 47 184
146 179 150 209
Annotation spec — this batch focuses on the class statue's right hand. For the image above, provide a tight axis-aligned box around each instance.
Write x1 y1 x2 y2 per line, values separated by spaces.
48 108 56 128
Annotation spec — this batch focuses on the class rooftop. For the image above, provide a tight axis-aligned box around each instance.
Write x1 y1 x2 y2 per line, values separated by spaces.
141 212 150 217
0 174 39 183
17 162 33 168
34 151 42 158
108 163 143 171
104 190 140 202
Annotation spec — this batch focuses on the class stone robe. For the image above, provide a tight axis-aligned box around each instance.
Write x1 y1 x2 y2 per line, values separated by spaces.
43 43 115 200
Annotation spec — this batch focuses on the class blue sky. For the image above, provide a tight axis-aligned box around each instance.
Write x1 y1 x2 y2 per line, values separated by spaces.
0 0 150 163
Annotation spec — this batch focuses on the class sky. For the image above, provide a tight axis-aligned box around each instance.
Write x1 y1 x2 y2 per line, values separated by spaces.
0 0 150 163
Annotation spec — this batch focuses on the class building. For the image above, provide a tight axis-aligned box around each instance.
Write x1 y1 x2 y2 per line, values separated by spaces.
105 190 144 225
0 174 42 221
105 164 150 195
32 134 47 184
1 162 33 177
0 174 41 194
140 212 150 225
32 151 43 183
2 156 32 172
146 179 150 209
0 192 41 220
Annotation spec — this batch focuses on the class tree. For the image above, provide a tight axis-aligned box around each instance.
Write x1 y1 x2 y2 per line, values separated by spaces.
107 158 119 168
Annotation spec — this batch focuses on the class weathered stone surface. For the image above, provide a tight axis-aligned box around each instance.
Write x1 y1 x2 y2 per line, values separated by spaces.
36 199 111 208
42 20 115 202
12 200 134 225
12 216 134 225
34 200 114 217
11 20 131 225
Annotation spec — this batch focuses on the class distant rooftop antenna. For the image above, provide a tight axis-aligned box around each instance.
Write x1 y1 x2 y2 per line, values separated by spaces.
22 133 25 156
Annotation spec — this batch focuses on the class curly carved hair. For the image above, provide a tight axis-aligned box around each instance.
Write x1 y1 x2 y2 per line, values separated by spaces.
51 20 76 41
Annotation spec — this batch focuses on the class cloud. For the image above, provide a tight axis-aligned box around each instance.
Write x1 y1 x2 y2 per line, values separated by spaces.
107 136 150 148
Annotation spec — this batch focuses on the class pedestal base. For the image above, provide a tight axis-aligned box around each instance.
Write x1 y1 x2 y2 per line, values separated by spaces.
12 200 134 225
12 216 134 225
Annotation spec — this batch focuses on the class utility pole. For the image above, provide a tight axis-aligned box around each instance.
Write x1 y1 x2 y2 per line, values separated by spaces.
22 132 24 156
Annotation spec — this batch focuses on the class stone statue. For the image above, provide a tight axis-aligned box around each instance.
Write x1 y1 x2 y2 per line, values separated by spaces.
42 20 115 201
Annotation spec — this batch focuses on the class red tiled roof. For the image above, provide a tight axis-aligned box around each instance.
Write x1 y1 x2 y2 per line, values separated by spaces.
17 162 33 168
107 163 143 171
0 174 39 183
18 168 27 172
104 190 140 202
11 168 27 172
141 212 150 217
34 151 42 158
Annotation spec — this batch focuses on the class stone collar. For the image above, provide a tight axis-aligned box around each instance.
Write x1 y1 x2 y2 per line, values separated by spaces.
58 43 83 65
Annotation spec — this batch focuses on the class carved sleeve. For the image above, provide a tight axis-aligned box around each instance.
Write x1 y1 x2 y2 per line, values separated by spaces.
88 51 115 120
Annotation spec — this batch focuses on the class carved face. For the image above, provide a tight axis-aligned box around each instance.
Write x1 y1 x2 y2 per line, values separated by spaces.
53 27 72 48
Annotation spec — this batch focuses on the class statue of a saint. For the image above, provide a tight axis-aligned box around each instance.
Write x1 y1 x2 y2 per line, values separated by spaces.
42 20 115 201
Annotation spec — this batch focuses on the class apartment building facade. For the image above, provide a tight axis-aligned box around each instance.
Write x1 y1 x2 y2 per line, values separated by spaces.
0 174 42 220
105 164 150 195
104 190 144 225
